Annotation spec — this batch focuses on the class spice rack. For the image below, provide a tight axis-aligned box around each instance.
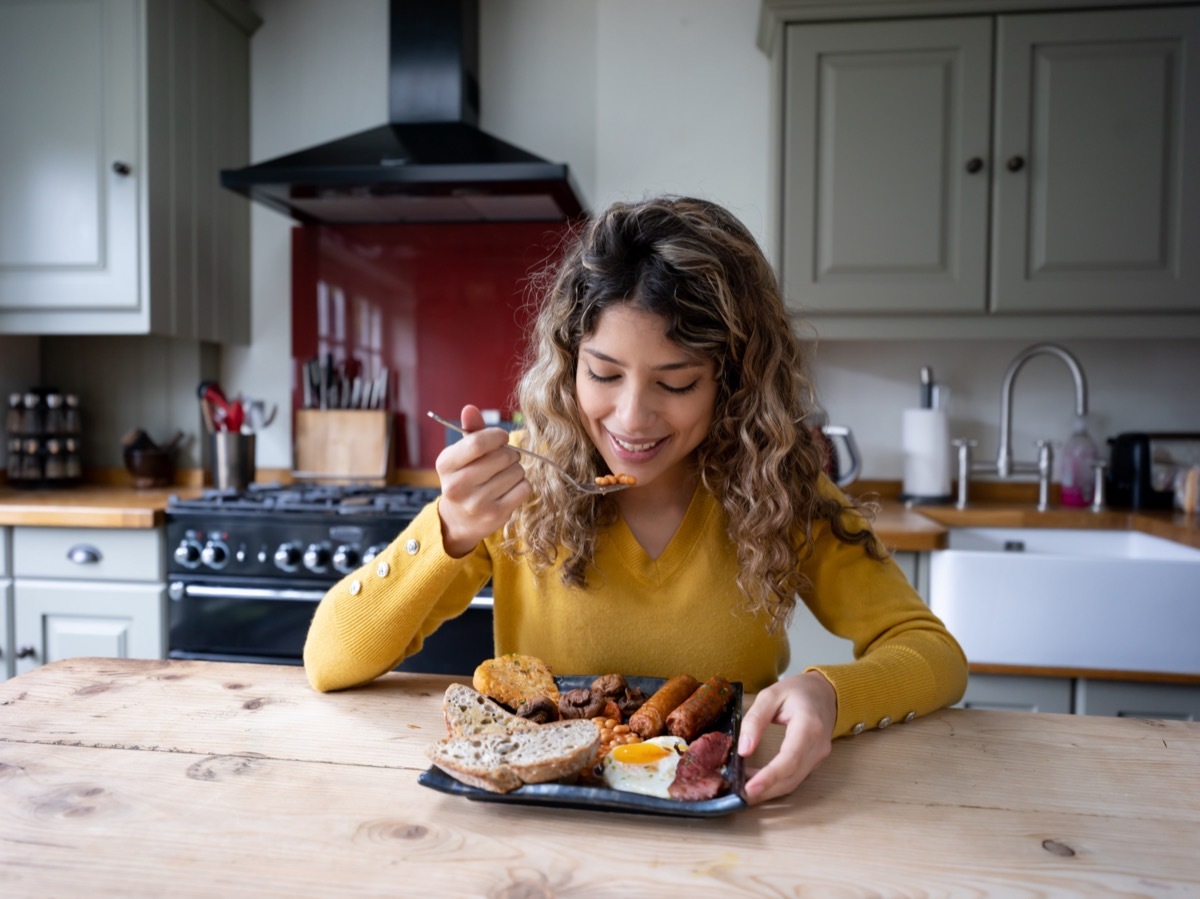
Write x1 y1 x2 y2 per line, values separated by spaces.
5 389 84 488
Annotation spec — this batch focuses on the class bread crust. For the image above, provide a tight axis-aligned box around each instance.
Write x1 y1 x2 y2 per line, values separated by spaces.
427 719 601 794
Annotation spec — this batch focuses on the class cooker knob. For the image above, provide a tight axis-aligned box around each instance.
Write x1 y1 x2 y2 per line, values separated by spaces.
201 540 229 569
303 542 332 574
364 544 388 563
332 544 361 573
173 539 203 569
274 542 302 573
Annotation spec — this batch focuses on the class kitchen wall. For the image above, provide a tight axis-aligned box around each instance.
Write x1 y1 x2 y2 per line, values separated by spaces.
21 1 1190 478
0 335 39 413
231 0 1197 478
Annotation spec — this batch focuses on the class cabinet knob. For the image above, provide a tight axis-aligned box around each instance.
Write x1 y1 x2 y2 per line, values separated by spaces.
67 543 102 565
16 645 37 660
112 161 132 176
1006 155 1026 173
965 157 984 174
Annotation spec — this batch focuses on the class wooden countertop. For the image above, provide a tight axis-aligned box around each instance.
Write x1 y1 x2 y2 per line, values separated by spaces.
0 480 1195 553
0 484 203 528
1 658 1196 895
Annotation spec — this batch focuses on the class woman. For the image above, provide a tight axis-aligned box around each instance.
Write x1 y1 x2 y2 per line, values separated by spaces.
304 195 967 804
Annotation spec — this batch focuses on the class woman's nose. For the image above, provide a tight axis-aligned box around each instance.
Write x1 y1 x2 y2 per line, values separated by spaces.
613 385 656 431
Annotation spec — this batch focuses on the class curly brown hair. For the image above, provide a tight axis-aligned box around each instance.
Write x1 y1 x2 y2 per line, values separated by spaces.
502 196 884 629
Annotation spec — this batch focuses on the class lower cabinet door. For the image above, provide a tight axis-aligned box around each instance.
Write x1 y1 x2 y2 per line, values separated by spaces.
13 579 165 676
1075 680 1200 721
957 674 1073 714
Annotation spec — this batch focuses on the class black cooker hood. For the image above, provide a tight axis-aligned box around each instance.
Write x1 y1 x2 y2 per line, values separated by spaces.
220 0 586 224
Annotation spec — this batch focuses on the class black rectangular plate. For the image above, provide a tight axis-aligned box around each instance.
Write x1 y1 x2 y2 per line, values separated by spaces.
418 675 747 818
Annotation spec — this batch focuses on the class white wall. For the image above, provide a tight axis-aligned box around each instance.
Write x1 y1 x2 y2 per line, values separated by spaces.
236 0 1200 476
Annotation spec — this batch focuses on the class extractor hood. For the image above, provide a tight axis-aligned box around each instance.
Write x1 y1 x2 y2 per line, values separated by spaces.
220 0 587 224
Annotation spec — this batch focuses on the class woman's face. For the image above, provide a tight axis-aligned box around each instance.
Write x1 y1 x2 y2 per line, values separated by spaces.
575 304 718 490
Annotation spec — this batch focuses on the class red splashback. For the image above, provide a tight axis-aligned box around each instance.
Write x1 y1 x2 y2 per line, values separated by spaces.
292 222 574 469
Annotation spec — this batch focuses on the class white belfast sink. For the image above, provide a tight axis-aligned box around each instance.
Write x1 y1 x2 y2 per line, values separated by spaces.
928 527 1200 675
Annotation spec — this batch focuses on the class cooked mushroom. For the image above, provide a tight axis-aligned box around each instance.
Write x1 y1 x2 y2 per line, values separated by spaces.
591 674 628 698
515 695 560 724
558 688 605 720
616 686 648 718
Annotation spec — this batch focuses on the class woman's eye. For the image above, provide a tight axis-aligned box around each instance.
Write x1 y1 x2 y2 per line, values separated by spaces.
662 380 700 396
585 368 619 384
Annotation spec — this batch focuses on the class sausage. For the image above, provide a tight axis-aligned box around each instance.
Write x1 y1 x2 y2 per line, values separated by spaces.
628 674 699 739
665 676 735 741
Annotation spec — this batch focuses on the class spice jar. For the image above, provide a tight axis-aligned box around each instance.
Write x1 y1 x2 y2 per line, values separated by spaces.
6 393 22 436
65 436 83 481
44 438 66 481
44 393 65 435
64 393 81 435
21 392 43 435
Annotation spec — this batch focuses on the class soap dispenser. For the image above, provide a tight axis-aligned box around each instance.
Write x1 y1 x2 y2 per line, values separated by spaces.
1060 414 1100 507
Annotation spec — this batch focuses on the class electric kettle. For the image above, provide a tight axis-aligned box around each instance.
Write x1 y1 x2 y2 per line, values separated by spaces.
820 425 862 488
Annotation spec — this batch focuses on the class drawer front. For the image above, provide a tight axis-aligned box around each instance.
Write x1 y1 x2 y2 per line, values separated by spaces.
0 526 9 577
14 527 164 581
13 579 166 677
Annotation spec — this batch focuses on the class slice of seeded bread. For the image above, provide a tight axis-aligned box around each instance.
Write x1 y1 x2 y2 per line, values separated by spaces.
442 683 541 738
427 719 602 794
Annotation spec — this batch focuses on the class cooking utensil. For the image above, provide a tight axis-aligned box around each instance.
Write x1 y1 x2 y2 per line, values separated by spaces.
427 411 635 496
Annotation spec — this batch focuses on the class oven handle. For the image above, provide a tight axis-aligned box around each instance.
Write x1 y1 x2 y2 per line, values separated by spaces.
168 581 495 609
168 582 327 602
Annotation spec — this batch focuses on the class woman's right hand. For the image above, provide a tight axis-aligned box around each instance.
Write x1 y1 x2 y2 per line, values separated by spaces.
435 404 531 558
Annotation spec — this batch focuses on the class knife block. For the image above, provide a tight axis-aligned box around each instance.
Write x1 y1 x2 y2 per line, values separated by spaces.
293 410 392 483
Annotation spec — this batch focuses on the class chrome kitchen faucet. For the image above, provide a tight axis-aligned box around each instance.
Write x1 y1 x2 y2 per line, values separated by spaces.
953 343 1088 511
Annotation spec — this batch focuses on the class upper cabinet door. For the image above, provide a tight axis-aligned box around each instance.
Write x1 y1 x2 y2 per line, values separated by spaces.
992 7 1200 313
782 17 993 314
0 0 141 313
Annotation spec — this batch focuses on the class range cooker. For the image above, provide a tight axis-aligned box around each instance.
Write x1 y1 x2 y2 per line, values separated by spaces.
165 483 493 674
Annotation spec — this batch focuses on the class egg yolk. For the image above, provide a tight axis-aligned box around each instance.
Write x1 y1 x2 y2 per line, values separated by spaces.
611 742 674 765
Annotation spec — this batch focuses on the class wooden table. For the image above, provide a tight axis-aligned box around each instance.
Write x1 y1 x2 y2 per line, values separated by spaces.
2 659 1198 895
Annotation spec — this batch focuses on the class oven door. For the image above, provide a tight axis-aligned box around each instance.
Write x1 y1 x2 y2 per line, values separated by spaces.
167 579 495 675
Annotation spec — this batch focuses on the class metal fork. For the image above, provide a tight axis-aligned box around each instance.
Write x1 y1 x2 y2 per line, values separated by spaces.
427 411 634 496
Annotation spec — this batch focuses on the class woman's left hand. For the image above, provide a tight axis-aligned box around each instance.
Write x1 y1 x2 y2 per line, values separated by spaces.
736 671 837 805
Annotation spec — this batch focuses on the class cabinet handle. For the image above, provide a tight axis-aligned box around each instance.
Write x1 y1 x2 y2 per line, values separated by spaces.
1006 155 1026 173
112 161 132 176
16 645 37 660
67 543 102 565
965 157 984 174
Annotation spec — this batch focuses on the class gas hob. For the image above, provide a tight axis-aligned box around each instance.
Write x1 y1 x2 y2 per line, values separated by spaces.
166 483 441 584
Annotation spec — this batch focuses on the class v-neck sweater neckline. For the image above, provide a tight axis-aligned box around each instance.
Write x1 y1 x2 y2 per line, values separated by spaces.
606 486 717 586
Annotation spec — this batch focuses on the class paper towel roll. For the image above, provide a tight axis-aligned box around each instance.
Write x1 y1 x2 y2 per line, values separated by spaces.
901 409 952 501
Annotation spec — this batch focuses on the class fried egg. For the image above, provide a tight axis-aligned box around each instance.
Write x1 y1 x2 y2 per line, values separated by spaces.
600 735 687 798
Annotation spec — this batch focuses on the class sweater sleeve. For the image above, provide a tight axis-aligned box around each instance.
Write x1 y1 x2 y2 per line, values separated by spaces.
303 499 494 692
801 485 968 738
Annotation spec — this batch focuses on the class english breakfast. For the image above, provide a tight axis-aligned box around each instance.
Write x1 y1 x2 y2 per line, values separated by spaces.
424 654 738 805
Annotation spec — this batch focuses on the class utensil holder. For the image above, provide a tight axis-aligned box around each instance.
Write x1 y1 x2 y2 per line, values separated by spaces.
293 410 392 483
211 432 256 491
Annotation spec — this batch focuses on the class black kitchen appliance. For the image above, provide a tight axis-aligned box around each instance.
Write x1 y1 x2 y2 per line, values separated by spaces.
1106 432 1200 510
220 0 586 224
166 483 493 673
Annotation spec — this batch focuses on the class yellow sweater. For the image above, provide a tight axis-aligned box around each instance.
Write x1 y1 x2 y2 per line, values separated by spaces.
303 480 967 738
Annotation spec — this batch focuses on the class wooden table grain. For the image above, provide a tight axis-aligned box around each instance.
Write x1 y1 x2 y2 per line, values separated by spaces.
2 658 1198 897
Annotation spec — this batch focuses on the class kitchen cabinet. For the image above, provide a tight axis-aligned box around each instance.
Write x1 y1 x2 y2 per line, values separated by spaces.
956 673 1074 714
11 526 165 677
0 0 257 340
0 526 10 681
784 551 925 674
1076 679 1200 720
776 3 1200 330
